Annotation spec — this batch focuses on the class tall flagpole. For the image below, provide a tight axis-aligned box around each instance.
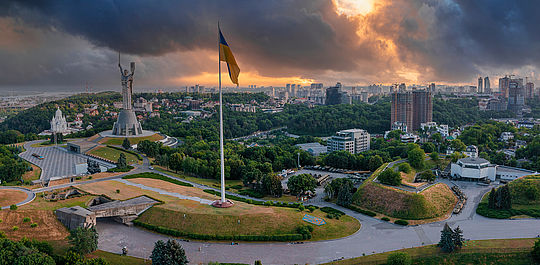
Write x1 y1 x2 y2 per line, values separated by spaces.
218 24 226 204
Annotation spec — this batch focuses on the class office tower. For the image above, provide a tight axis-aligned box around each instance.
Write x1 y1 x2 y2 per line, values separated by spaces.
508 78 525 116
429 83 436 92
478 77 483 93
526 82 535 99
327 129 370 154
325 82 343 105
499 76 510 98
391 86 432 132
484 77 491 93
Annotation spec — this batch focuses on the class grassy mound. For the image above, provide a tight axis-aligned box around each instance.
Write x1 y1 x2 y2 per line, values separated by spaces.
87 146 140 164
352 183 456 220
477 175 540 219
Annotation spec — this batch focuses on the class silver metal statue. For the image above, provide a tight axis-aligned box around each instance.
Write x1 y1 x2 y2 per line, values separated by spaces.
118 53 134 110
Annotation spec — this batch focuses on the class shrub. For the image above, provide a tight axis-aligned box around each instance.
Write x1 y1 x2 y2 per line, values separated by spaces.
23 217 30 223
88 176 93 179
107 165 134 172
0 219 2 223
307 206 317 213
532 238 540 263
116 189 120 193
9 204 17 210
123 172 193 187
398 163 412 174
230 185 243 190
378 169 401 186
238 189 265 198
381 217 390 221
298 205 305 211
394 220 409 226
12 226 19 231
387 252 411 265
31 223 38 228
0 231 4 238
345 205 377 217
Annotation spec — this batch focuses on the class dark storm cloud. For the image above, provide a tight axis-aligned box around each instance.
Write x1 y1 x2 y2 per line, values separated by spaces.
2 0 540 85
0 0 362 77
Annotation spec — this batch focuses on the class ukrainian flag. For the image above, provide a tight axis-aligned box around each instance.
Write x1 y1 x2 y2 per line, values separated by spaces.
219 28 240 86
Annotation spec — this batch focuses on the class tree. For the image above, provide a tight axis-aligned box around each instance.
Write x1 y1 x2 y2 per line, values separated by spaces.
450 139 466 152
336 183 352 207
407 148 425 169
262 174 283 197
532 238 540 263
422 142 435 153
488 188 496 209
287 173 316 196
150 239 188 265
68 227 98 254
117 153 127 169
398 163 411 174
387 130 403 140
438 223 456 253
378 169 401 186
452 226 464 249
387 252 411 265
417 170 435 182
169 153 183 173
368 155 384 171
500 185 512 209
429 152 440 162
122 138 131 150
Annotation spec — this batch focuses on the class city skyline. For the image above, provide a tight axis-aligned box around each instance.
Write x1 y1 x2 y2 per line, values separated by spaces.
1 1 540 90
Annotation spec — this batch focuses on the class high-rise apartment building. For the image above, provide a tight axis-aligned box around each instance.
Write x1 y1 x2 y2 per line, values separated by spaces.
478 77 483 93
391 87 432 132
508 78 525 116
327 129 370 154
526 82 535 99
484 77 491 93
326 82 349 105
499 76 510 98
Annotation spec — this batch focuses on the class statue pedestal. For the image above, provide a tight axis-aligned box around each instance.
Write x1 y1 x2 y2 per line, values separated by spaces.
112 109 143 136
211 199 234 208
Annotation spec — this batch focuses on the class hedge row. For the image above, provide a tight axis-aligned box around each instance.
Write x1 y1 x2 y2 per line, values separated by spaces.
107 165 134 172
320 207 345 216
237 189 265 198
134 220 304 241
202 189 320 210
394 219 409 226
123 173 193 187
106 145 143 161
344 205 377 217
476 202 540 219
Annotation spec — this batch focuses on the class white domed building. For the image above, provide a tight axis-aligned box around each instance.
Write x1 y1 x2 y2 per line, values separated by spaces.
50 108 69 134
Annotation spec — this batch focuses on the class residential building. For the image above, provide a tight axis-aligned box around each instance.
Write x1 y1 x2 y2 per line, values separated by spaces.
390 90 413 132
327 129 370 154
478 77 483 93
526 82 535 99
400 133 419 143
499 76 510 98
391 86 432 132
508 78 525 116
326 82 349 105
500 132 514 141
484 77 491 93
463 145 479 158
391 121 408 132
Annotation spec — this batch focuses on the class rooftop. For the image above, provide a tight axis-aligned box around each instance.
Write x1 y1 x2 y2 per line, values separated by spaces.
87 195 158 211
458 157 490 165
56 206 93 217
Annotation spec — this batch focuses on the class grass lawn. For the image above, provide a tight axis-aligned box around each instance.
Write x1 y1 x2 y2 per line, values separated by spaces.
0 209 69 241
325 238 537 265
476 175 540 219
20 193 93 211
88 250 151 265
88 146 140 164
100 134 164 145
0 189 28 206
22 163 41 182
353 182 456 221
138 201 360 241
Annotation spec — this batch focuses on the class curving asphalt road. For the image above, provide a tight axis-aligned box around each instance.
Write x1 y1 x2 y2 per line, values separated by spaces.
0 186 36 209
96 179 540 264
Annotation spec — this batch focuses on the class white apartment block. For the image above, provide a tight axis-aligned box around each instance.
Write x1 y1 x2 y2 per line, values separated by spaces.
327 129 370 154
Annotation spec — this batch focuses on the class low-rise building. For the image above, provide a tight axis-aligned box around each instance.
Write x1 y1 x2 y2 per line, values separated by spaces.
500 132 514 141
327 129 370 154
391 121 408 132
400 133 419 143
295 142 328 156
450 157 537 181
55 206 96 230
463 145 478 158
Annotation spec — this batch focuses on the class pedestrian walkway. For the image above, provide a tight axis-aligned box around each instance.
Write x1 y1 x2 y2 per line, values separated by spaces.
115 179 214 205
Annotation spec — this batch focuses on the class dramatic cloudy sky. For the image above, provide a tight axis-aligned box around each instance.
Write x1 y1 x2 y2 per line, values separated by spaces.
1 0 540 91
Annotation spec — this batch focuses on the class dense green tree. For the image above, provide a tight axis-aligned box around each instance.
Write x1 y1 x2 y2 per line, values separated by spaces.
450 139 467 152
378 169 401 186
439 223 456 253
386 130 404 140
422 142 435 153
398 163 411 174
369 155 384 171
68 227 98 254
117 153 127 169
169 153 183 173
150 239 188 265
532 238 540 263
325 178 354 199
417 170 435 182
337 183 352 207
387 252 411 265
122 138 131 150
452 226 464 249
407 148 425 169
429 152 439 162
287 173 317 196
488 188 496 209
262 174 283 197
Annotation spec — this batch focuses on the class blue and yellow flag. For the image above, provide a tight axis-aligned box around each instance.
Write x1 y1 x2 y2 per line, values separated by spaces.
219 28 240 86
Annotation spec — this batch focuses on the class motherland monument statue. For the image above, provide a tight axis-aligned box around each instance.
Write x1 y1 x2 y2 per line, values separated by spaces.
111 53 143 136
